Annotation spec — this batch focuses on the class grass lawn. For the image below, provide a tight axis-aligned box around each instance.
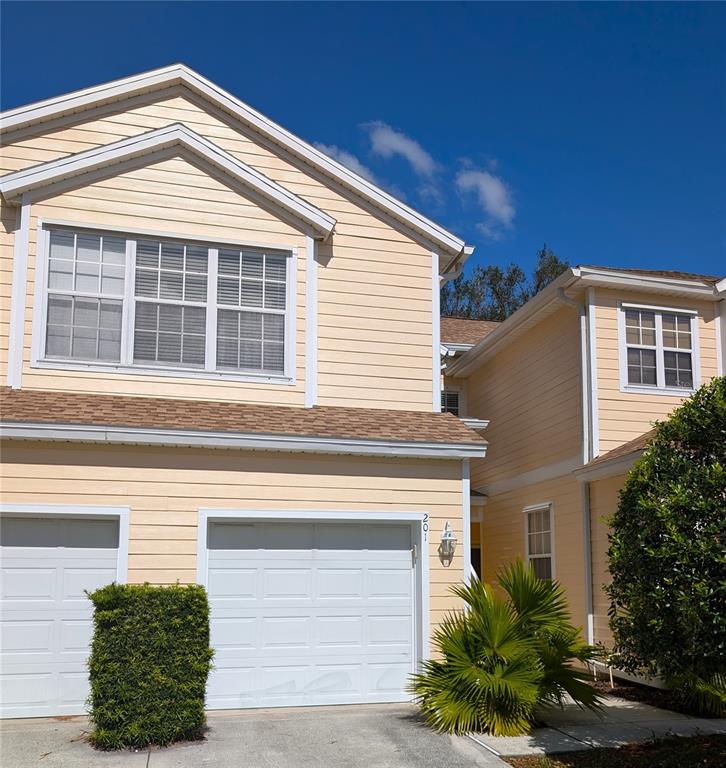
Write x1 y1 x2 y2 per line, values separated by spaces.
503 734 726 768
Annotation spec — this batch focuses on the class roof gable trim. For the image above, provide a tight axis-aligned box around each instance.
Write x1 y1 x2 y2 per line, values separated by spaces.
0 64 470 258
0 123 336 238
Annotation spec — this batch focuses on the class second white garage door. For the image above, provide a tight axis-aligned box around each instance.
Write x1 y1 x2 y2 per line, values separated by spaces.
206 520 415 709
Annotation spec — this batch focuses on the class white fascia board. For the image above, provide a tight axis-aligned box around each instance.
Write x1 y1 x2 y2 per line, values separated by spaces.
0 123 336 239
576 267 719 299
0 422 487 460
573 450 643 482
460 418 489 431
0 64 470 258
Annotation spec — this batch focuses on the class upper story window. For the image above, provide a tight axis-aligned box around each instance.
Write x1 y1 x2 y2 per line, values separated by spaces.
40 227 293 380
525 504 553 581
441 390 460 416
619 304 699 394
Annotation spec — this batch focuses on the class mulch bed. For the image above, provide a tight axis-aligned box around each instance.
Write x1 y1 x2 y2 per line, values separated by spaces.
590 678 719 719
504 734 726 768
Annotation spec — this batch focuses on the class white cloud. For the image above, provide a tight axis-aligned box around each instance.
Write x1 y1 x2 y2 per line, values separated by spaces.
363 121 439 178
314 143 378 185
455 168 515 239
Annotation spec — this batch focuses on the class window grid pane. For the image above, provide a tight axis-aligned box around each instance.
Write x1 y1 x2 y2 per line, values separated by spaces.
441 391 460 416
527 507 552 581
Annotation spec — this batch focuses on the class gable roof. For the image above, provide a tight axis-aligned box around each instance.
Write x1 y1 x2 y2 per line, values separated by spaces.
574 429 654 481
441 317 500 346
0 123 336 238
580 265 721 286
0 64 473 263
0 388 487 459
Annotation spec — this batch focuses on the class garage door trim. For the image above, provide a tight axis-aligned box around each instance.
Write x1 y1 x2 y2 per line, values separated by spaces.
0 503 130 583
197 508 430 671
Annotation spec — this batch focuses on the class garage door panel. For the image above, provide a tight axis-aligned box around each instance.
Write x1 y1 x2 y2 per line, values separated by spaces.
206 520 415 709
1 567 56 602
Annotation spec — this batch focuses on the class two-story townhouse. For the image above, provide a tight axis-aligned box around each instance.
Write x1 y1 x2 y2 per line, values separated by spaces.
0 66 488 718
444 265 725 652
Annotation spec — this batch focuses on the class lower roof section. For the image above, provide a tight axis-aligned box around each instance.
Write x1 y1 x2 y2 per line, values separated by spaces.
0 387 487 460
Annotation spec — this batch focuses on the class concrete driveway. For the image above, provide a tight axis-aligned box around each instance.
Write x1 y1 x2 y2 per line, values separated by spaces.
0 704 506 768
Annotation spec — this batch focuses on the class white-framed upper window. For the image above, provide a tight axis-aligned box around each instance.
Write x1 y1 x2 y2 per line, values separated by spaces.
441 390 460 416
524 503 553 581
618 303 700 395
38 225 295 380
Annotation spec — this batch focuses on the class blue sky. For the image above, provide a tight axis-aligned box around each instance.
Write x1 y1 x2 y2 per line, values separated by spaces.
2 2 724 277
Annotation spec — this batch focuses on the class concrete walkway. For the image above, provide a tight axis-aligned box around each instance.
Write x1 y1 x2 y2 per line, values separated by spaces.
0 703 507 768
469 694 726 757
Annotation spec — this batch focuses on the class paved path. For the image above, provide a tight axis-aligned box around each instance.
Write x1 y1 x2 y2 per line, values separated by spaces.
471 694 726 757
0 704 507 768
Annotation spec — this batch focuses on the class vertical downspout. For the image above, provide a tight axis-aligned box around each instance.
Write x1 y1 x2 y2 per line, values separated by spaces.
462 458 471 583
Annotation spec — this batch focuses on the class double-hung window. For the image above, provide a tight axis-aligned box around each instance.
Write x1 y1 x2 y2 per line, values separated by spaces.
441 390 460 416
620 305 697 393
525 504 553 581
40 227 293 379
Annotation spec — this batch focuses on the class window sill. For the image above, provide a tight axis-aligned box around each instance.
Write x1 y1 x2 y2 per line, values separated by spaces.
31 359 296 386
620 384 696 397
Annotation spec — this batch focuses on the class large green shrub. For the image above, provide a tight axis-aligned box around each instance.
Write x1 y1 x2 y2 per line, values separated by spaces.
606 376 726 716
411 561 600 736
87 583 214 749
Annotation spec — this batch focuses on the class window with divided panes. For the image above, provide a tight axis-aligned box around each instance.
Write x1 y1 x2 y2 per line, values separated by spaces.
525 505 553 581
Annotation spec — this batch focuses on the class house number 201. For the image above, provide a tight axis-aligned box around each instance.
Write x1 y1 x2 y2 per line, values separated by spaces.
422 514 429 542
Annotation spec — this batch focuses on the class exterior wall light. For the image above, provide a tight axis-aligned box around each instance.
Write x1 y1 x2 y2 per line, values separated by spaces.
438 521 458 566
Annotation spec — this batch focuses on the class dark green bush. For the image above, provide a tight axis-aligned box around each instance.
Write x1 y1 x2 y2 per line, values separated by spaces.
606 376 726 716
87 583 214 749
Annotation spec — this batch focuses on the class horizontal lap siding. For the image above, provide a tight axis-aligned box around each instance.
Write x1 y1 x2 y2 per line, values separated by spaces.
1 441 464 636
1 87 435 411
589 473 624 649
465 306 582 489
481 474 586 633
594 289 719 454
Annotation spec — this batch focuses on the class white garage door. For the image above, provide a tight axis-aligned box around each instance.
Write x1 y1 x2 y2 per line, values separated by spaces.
206 520 415 709
0 516 119 718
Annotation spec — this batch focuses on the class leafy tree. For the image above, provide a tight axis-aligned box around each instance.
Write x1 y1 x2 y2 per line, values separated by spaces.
606 376 726 716
412 561 600 735
441 244 569 321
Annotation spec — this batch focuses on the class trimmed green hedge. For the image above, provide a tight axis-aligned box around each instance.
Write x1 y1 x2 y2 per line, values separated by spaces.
87 583 214 750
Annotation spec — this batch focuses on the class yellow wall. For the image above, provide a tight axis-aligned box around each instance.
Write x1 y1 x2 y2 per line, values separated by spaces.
0 440 465 633
480 474 586 631
1 87 435 410
594 288 720 453
589 472 626 649
464 304 583 489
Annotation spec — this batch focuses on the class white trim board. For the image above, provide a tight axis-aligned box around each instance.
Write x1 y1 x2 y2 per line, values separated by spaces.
0 503 129 583
304 233 318 408
431 250 441 412
0 64 471 261
0 124 335 239
196 507 431 664
6 196 30 388
0 422 488 460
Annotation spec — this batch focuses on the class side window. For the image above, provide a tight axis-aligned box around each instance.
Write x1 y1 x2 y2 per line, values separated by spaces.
441 390 460 416
525 504 553 581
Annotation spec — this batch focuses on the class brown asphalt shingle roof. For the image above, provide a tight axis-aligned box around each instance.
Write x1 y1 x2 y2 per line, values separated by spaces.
0 387 486 446
441 317 500 346
584 429 655 469
581 265 722 285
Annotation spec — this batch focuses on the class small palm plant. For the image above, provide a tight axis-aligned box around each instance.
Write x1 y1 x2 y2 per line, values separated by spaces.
412 560 602 736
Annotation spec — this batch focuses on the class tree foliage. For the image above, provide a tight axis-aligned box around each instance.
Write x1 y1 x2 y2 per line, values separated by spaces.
441 244 569 321
606 376 726 716
412 560 600 736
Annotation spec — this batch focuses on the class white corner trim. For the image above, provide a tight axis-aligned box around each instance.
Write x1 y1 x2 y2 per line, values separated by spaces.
716 300 724 377
0 64 470 259
0 421 487 459
431 251 441 412
195 507 431 667
0 503 129 583
462 459 472 582
586 288 600 458
7 196 30 388
0 124 335 239
305 234 318 408
579 304 590 464
581 482 594 645
483 455 583 498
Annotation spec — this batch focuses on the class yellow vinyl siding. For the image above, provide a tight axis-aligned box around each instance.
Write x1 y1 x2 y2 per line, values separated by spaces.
1 440 464 634
589 473 625 649
481 474 586 632
466 305 582 489
594 289 719 453
1 88 435 410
